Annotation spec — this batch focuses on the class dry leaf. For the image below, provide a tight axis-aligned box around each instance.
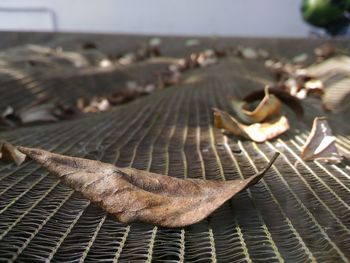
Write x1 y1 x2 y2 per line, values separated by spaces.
232 87 282 124
213 108 290 142
108 81 155 105
238 46 258 59
299 56 350 112
99 58 113 68
301 117 342 163
0 141 26 165
243 87 304 120
118 53 137 66
196 50 218 67
8 145 279 228
314 43 335 60
18 103 67 124
303 79 324 97
292 53 308 64
78 98 111 113
0 106 18 128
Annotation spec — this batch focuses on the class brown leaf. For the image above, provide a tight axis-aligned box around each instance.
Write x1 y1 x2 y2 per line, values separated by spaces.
301 117 342 163
213 108 289 142
11 145 279 228
0 141 26 165
243 87 304 120
232 87 282 124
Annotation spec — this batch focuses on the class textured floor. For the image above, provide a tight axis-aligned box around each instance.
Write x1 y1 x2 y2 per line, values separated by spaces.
0 32 349 262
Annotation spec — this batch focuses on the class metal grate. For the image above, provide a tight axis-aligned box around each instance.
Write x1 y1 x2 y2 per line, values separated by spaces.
0 33 349 262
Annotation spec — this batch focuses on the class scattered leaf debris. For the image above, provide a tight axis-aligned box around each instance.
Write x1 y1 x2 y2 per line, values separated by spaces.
301 117 342 163
1 143 280 227
0 103 73 129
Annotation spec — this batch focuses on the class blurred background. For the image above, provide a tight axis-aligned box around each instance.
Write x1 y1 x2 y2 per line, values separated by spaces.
0 0 311 37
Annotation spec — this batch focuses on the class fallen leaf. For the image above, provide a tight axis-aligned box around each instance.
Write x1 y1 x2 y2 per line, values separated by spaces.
99 58 113 68
18 103 65 124
301 56 350 79
257 49 269 59
314 43 335 60
78 98 111 113
243 87 304 120
232 87 282 124
8 145 279 228
292 53 308 64
118 53 137 65
238 46 258 59
300 56 350 112
107 81 155 105
303 79 324 97
213 108 289 142
196 50 218 67
301 117 342 163
0 141 26 165
0 106 18 128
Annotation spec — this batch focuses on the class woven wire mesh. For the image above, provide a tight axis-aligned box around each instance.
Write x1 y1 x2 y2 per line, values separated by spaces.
0 33 349 262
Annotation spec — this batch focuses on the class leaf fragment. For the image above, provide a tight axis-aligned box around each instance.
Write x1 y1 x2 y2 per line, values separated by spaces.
0 141 26 165
15 103 73 124
213 108 290 142
314 43 335 60
231 87 282 124
301 117 342 163
243 87 304 120
9 145 279 228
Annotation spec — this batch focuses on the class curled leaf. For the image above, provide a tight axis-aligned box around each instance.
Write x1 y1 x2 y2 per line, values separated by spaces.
301 117 342 163
213 108 289 142
9 145 279 228
243 87 304 120
232 87 282 124
0 141 26 165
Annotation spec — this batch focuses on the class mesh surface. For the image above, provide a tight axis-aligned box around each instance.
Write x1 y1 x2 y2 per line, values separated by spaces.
0 32 349 263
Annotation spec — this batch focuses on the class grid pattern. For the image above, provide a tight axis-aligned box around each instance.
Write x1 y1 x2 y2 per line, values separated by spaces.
0 33 349 262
